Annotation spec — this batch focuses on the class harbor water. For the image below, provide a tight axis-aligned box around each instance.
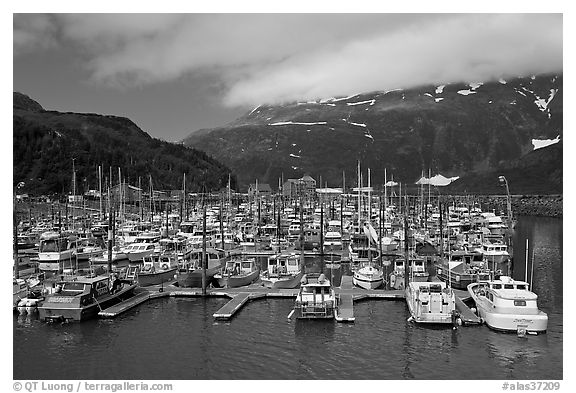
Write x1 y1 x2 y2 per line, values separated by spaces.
13 216 562 380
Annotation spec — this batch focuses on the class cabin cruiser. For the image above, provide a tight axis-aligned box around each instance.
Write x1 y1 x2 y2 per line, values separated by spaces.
37 231 78 276
468 276 548 334
260 253 303 289
38 272 136 322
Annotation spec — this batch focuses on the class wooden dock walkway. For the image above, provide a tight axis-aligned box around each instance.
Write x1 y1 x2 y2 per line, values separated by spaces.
95 274 480 325
335 275 355 322
99 291 151 318
213 293 252 320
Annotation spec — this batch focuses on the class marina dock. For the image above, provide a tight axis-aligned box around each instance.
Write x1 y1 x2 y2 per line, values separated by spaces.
335 276 355 322
96 275 461 323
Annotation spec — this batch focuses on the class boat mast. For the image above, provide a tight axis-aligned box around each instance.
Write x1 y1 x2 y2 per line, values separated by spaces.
98 165 103 221
182 172 186 223
403 213 409 289
357 161 361 232
201 203 207 296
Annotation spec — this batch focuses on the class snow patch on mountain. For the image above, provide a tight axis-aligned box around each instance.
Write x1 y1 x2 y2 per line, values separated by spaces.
457 90 477 96
269 121 327 126
347 99 375 106
435 85 445 94
532 135 560 150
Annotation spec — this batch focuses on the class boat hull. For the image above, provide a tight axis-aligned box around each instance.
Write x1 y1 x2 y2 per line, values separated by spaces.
352 274 383 290
38 283 136 322
214 269 260 288
405 283 456 324
436 267 490 290
260 271 304 289
467 284 548 333
137 268 177 287
177 266 220 288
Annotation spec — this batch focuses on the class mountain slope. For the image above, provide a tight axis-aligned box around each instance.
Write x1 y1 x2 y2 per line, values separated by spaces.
183 74 562 192
446 141 562 194
13 92 235 195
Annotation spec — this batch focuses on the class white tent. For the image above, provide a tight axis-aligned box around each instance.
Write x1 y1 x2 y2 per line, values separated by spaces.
415 174 460 186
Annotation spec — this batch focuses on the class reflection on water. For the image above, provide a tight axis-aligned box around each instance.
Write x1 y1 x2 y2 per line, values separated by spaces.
14 216 562 380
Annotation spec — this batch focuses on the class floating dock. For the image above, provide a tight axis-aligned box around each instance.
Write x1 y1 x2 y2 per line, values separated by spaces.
99 291 151 318
96 275 480 325
335 275 355 322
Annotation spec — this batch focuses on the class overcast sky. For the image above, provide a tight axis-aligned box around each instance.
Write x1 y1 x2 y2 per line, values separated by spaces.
13 12 563 142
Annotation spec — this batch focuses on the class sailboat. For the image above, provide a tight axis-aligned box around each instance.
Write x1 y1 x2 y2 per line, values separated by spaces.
351 165 384 290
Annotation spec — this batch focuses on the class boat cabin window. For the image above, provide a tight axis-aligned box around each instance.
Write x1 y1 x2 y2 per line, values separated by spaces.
62 282 85 291
504 284 514 289
516 284 527 290
241 262 252 269
429 284 442 293
491 284 502 289
94 281 109 296
488 293 494 302
514 300 526 306
40 239 68 252
288 259 297 266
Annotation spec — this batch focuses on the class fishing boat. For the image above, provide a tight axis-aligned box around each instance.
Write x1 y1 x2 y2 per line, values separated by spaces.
292 273 337 319
389 257 429 290
176 248 227 288
213 258 260 288
467 276 548 334
435 250 490 290
260 252 304 289
137 253 179 287
38 272 136 322
405 281 457 325
352 262 384 290
481 241 511 265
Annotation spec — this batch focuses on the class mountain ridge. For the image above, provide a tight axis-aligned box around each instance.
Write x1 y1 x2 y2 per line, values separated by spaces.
13 92 235 195
183 74 562 193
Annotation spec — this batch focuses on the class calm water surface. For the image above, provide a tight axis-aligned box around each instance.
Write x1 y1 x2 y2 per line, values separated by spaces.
13 216 562 380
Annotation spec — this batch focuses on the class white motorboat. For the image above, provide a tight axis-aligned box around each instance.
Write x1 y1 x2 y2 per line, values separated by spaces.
467 276 548 334
292 273 337 319
405 281 457 324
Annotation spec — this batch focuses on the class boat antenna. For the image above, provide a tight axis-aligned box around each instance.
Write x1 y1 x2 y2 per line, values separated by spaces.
524 238 529 282
530 245 535 289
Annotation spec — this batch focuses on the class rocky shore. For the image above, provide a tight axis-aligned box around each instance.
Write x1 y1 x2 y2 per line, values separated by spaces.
475 194 563 218
511 195 563 218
